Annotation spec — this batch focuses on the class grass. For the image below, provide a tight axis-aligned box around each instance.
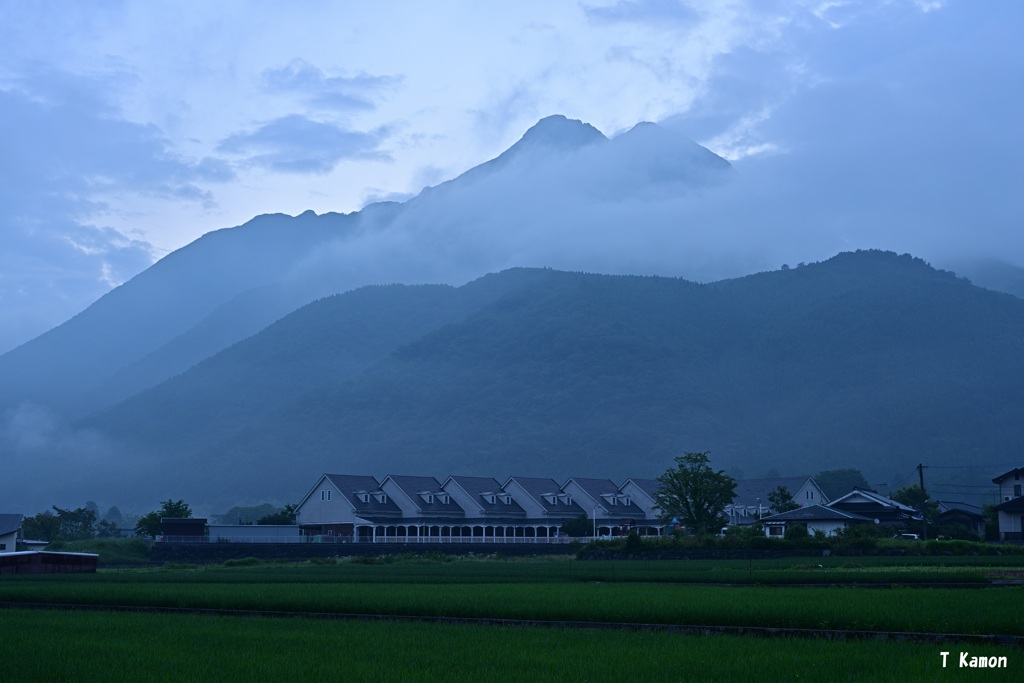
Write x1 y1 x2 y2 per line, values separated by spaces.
2 561 1023 635
2 608 1018 683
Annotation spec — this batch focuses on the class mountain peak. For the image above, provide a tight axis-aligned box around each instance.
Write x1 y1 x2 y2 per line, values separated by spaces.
513 115 607 153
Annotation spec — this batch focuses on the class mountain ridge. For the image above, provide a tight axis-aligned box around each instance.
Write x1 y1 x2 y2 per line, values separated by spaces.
59 250 1024 511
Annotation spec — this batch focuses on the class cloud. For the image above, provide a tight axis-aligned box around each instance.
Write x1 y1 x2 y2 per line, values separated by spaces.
0 66 233 353
217 114 390 174
583 0 701 26
0 402 144 512
261 58 402 111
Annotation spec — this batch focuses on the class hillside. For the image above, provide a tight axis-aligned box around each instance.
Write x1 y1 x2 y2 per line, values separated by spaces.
76 251 1024 508
0 116 734 419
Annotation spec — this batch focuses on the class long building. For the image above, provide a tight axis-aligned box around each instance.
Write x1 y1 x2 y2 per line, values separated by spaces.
295 473 666 542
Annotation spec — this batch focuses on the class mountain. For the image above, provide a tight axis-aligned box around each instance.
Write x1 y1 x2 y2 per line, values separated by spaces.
0 116 732 419
60 250 1024 511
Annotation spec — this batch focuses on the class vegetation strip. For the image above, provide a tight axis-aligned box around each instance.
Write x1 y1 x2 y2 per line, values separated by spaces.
4 601 1021 648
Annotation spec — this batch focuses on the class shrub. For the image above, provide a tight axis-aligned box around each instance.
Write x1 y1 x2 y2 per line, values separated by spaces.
222 557 262 567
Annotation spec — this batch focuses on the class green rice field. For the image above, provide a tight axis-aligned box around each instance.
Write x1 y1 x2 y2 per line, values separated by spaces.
2 608 1018 682
2 555 1021 681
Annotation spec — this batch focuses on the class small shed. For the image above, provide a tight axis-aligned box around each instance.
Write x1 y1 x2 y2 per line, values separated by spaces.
0 551 98 574
160 518 208 542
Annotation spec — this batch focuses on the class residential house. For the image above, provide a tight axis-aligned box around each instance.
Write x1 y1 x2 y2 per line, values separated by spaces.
935 501 985 538
501 476 586 538
826 488 922 528
726 477 829 526
993 467 1024 541
294 474 403 542
561 478 655 536
761 504 874 537
0 514 22 554
619 478 662 528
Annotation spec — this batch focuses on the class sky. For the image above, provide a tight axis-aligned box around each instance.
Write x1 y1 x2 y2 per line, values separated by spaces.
1 0 1021 354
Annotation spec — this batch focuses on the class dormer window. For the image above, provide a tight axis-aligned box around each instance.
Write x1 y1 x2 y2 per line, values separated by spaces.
482 492 497 504
439 493 450 505
375 492 388 504
543 493 557 504
498 493 512 504
419 492 434 504
356 492 370 504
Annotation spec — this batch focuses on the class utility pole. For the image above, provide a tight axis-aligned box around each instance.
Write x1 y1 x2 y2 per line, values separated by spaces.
918 463 928 540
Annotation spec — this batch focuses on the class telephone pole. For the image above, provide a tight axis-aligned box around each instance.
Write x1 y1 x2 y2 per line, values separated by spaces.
918 463 928 540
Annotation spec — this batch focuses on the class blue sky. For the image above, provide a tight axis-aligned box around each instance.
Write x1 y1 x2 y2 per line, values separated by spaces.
1 0 1021 353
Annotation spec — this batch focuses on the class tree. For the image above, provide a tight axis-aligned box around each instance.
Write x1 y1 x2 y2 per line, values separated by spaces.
654 451 737 535
256 504 298 525
135 499 192 539
768 485 800 513
51 506 97 541
21 506 98 542
560 514 593 538
814 469 870 501
891 484 938 523
21 510 61 542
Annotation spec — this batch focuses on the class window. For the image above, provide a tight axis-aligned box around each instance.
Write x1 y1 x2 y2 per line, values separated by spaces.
1015 485 1022 498
357 492 370 504
375 493 388 504
321 490 331 501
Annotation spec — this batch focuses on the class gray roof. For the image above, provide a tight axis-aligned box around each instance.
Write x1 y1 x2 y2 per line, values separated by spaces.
504 477 586 517
322 474 403 518
993 467 1024 484
762 505 872 524
622 478 660 499
385 475 466 517
0 514 23 536
936 501 984 517
730 478 813 508
565 478 645 518
446 476 526 517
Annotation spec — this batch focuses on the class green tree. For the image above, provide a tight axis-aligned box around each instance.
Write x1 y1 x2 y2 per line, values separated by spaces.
256 504 298 525
891 484 938 523
560 514 594 538
768 485 800 513
21 510 61 542
135 499 192 539
654 451 737 535
814 469 870 501
51 505 97 541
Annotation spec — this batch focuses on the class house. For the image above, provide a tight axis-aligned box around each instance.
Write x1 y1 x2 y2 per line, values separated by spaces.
0 514 23 554
761 504 874 537
826 488 922 528
725 477 829 526
441 476 527 522
935 501 985 538
993 467 1024 541
501 476 586 539
560 478 655 536
294 474 403 542
619 478 662 527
